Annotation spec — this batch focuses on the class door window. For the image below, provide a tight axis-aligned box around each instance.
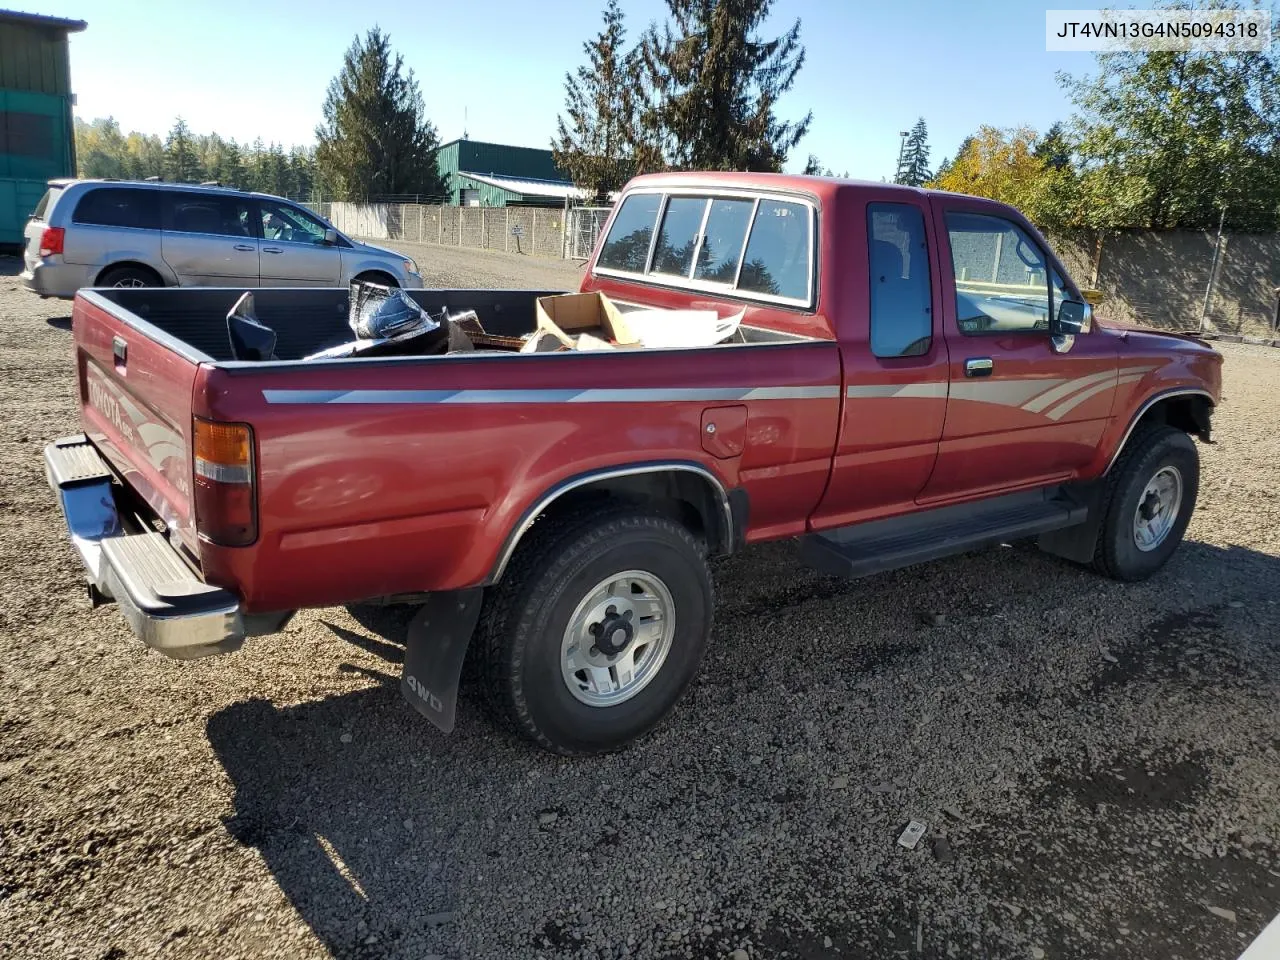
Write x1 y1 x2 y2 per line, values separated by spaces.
165 192 255 238
258 199 330 244
72 187 162 230
867 203 932 357
946 212 1050 334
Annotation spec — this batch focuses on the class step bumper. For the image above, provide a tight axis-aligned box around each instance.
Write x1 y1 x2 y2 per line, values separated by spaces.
43 435 245 659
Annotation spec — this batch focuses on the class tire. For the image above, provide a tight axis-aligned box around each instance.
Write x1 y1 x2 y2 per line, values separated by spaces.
477 505 713 755
353 271 398 288
98 265 162 289
1092 425 1199 581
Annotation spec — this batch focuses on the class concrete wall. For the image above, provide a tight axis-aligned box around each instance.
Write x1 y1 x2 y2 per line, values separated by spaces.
1045 228 1278 340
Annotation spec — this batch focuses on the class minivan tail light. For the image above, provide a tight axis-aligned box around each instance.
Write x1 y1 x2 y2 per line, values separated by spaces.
192 417 256 546
39 226 64 258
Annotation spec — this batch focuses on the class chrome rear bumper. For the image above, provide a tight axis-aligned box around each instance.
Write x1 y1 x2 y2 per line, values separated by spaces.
43 435 245 659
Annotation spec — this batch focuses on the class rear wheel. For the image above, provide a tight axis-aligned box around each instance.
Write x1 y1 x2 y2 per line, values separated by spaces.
98 265 162 289
1092 425 1199 581
477 505 713 755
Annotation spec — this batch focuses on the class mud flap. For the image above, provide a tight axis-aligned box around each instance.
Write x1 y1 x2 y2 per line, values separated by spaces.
399 588 483 734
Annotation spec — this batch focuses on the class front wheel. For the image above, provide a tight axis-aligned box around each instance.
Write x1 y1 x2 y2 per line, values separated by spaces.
477 506 713 755
1092 425 1200 581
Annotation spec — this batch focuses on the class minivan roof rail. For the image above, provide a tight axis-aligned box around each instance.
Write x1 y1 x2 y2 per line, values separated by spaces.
143 176 162 182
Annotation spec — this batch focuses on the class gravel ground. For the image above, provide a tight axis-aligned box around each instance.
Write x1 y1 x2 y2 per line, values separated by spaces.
0 250 1276 960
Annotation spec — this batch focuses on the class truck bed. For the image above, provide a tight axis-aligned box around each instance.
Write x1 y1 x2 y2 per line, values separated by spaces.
95 287 811 363
70 286 841 617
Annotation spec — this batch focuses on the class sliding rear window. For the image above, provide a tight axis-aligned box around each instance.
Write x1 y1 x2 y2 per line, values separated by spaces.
595 190 814 306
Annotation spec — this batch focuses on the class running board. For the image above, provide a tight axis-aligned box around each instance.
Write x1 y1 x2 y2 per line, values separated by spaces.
800 488 1088 580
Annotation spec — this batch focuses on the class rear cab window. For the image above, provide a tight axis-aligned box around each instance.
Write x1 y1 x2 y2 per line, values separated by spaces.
595 190 815 307
72 187 162 230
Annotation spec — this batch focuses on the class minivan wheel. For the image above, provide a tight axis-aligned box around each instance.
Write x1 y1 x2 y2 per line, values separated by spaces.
98 265 162 289
353 271 398 288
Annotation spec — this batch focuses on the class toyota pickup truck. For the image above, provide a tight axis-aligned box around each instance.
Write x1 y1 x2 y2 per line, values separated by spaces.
43 172 1222 755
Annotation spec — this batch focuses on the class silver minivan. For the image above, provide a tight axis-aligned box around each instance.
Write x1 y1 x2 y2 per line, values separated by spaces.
22 179 423 298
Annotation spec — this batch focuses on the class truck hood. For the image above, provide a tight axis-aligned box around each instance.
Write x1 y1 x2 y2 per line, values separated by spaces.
1096 316 1217 350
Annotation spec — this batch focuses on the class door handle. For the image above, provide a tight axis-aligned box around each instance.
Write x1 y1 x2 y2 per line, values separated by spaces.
262 246 283 254
965 357 994 378
233 243 255 252
112 335 127 366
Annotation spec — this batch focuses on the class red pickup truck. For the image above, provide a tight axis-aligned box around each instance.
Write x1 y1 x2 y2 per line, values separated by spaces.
44 172 1222 755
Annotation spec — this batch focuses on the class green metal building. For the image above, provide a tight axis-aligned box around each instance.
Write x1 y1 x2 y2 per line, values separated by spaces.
435 138 581 207
0 9 85 245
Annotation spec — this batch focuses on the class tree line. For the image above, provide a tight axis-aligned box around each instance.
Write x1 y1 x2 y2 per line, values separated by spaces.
76 116 319 198
73 0 1280 233
924 3 1280 233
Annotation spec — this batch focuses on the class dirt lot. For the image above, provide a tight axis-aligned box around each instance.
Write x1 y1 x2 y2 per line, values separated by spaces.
0 250 1276 960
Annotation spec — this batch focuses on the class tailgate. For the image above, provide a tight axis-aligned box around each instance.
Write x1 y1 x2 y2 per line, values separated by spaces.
73 293 200 554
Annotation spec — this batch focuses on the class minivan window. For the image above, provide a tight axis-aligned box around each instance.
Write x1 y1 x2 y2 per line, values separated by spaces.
259 199 329 244
650 197 706 277
868 203 932 358
165 192 255 238
737 200 810 301
31 186 62 221
597 193 661 272
72 188 162 230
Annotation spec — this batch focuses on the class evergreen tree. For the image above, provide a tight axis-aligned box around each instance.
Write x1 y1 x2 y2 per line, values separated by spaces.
315 27 446 199
288 147 316 200
552 0 637 199
895 117 931 186
213 140 246 189
1034 121 1072 171
164 117 201 182
638 0 812 172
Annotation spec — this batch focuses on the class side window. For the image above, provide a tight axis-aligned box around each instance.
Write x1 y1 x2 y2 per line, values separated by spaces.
259 199 329 244
597 193 661 272
165 192 255 238
867 203 932 358
650 197 706 277
946 212 1050 334
693 198 753 283
737 200 810 302
72 188 161 230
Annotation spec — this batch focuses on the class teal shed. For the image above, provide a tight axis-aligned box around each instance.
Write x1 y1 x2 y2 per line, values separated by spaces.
0 8 85 244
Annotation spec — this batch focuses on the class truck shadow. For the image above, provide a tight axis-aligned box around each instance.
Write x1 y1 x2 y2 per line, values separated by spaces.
206 538 1280 959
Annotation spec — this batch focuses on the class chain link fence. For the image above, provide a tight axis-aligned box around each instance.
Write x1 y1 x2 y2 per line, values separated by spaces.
566 206 613 260
311 201 591 260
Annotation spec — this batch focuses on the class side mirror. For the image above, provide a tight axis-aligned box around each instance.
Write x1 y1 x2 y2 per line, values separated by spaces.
1050 299 1092 353
323 228 339 246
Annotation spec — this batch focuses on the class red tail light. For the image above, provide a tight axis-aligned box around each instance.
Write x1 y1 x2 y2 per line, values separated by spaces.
39 226 64 258
192 418 257 546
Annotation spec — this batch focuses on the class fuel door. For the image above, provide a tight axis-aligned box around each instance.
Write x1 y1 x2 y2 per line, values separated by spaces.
701 405 747 459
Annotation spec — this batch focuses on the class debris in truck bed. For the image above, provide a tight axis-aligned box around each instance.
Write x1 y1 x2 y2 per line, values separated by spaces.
450 312 527 350
623 307 745 349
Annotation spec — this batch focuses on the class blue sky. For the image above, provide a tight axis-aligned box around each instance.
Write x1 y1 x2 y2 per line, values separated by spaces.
55 0 1102 178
